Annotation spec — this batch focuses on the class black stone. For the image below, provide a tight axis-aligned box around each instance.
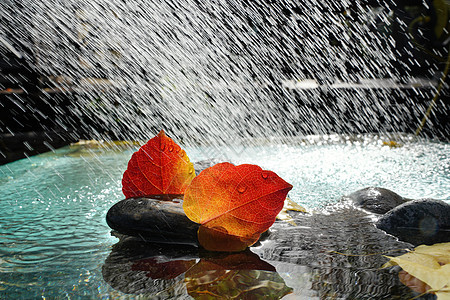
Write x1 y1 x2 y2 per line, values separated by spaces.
106 196 200 245
346 187 409 214
376 199 450 246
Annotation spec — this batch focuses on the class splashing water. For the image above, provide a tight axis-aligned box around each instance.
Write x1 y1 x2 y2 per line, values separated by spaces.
1 0 447 142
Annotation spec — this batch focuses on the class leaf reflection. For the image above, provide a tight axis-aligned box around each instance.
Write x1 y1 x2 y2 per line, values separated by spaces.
185 251 292 300
103 238 292 299
131 257 196 280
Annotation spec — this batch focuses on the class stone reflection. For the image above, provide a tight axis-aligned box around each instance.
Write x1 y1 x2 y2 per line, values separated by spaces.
102 235 292 299
253 208 424 299
102 236 197 297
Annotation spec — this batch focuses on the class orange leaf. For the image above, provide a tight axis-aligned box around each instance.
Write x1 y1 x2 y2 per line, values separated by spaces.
183 163 292 251
122 130 195 198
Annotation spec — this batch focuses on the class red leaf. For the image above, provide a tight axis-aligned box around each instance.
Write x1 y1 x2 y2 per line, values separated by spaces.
183 163 292 251
122 130 195 198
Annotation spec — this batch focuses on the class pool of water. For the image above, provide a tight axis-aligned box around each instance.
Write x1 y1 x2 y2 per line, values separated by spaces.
0 134 448 298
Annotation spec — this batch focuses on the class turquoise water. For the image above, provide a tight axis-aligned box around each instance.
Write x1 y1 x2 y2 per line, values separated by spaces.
0 135 448 298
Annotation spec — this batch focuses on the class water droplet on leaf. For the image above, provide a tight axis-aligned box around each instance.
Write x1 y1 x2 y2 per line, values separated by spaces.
238 185 246 193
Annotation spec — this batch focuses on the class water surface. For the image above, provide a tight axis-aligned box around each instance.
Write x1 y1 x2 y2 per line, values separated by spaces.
0 134 448 298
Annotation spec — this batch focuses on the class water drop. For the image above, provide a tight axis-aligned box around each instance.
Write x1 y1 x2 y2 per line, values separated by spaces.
261 172 268 179
160 143 166 151
168 145 174 152
237 185 246 193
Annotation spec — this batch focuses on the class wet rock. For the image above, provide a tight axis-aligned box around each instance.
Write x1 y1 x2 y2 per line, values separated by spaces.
376 199 450 246
106 196 271 247
346 187 409 214
106 196 200 245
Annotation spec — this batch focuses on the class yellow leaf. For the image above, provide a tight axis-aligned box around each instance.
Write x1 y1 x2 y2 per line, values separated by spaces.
276 197 307 226
436 290 450 300
276 210 297 226
383 252 441 269
382 140 402 148
383 242 450 299
414 243 450 265
388 257 448 290
284 197 307 212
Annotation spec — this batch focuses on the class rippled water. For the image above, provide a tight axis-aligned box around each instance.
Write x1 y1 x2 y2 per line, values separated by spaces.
0 135 448 298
